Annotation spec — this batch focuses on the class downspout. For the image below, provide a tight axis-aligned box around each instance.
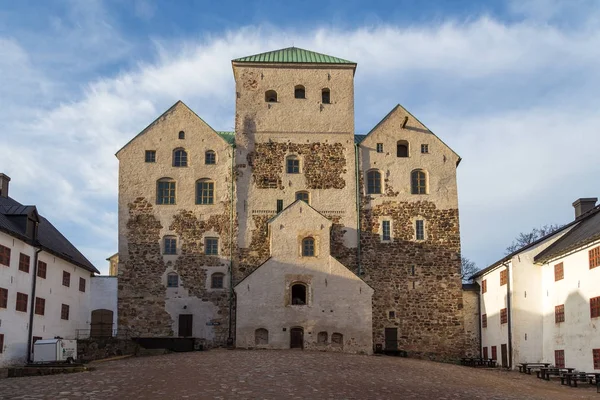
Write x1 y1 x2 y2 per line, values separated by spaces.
26 247 42 363
504 262 513 369
228 143 236 344
354 143 361 276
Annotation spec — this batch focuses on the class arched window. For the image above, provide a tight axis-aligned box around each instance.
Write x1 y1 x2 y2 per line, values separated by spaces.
255 328 269 345
295 191 309 204
167 272 179 288
286 155 300 174
156 178 176 204
265 90 278 102
302 237 315 257
366 170 382 194
294 85 305 99
211 272 224 289
178 131 185 139
291 283 307 305
196 179 214 204
322 88 330 104
205 150 216 165
317 331 328 344
397 140 409 158
173 148 188 167
331 332 343 346
411 169 427 194
163 236 177 255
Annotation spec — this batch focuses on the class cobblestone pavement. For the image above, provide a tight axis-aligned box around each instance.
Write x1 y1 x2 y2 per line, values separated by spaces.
1 350 598 399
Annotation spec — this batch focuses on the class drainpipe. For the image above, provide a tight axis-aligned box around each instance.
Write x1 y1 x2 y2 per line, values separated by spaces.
504 262 513 369
228 143 236 344
354 142 361 276
26 247 43 363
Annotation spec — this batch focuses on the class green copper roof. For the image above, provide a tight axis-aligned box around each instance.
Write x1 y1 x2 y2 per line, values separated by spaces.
233 47 355 64
216 131 235 145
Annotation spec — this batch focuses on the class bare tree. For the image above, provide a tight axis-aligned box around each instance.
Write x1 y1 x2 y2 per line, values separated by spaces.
505 224 563 254
461 256 479 283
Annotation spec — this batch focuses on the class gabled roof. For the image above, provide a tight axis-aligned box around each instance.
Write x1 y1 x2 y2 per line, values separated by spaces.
267 199 330 225
233 47 355 65
0 196 99 273
534 206 600 264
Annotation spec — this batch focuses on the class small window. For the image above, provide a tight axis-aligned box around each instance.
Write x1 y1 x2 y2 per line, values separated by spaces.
178 131 185 139
35 297 45 315
19 253 30 273
205 237 219 255
331 332 343 346
397 141 409 157
376 143 383 153
255 328 269 345
421 144 429 154
500 308 508 324
173 149 188 167
500 270 508 286
0 244 10 266
302 237 315 257
294 85 305 99
37 261 47 279
321 88 330 104
205 150 216 165
276 199 284 213
593 348 600 370
157 179 176 205
61 304 70 320
16 292 28 312
366 170 382 194
62 271 71 287
145 150 156 163
415 220 424 241
555 304 565 323
555 350 565 368
591 296 600 318
196 180 214 205
317 331 328 344
286 156 300 174
382 220 391 241
388 310 396 319
482 279 487 293
482 313 487 328
164 236 177 255
79 277 86 293
590 246 600 269
411 170 427 194
0 287 7 308
291 283 307 305
554 262 564 281
265 90 278 102
211 273 224 289
295 191 309 204
167 273 179 288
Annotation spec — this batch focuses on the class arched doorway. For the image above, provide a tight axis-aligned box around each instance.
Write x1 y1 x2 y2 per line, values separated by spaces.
290 327 304 349
90 309 113 337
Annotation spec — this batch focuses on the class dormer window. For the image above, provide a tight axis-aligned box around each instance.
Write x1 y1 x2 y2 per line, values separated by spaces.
294 85 305 99
265 90 278 102
322 88 330 104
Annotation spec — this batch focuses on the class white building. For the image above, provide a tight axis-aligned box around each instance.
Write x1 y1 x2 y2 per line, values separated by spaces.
0 173 100 367
472 198 600 372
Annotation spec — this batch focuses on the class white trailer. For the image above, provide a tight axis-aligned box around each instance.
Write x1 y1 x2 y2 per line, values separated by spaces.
33 339 77 363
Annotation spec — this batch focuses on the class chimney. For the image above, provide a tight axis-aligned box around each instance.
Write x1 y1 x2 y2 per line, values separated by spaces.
0 174 10 198
572 197 597 218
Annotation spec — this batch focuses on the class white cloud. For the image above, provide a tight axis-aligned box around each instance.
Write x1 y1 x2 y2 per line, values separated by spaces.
2 4 600 273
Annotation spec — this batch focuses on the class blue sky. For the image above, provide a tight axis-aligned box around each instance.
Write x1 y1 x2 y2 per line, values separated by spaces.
1 0 599 274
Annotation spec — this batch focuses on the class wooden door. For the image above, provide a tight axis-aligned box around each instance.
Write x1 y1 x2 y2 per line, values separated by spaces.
178 314 193 337
501 344 509 367
91 309 113 337
385 328 398 350
290 328 304 349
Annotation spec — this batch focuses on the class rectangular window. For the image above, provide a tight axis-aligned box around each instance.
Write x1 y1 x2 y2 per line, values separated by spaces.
205 237 218 255
591 296 600 318
157 181 176 205
554 262 564 281
483 347 488 359
500 308 508 324
62 271 70 287
482 313 487 328
35 297 45 315
0 287 7 308
491 346 497 360
500 269 507 286
415 220 424 240
145 150 156 163
382 220 391 241
276 199 283 213
19 253 30 273
555 350 565 368
167 274 179 288
0 244 10 266
590 246 600 269
37 261 47 279
388 310 396 319
286 158 300 174
79 277 86 293
0 334 3 354
16 292 28 312
482 279 487 294
61 304 70 320
164 237 177 255
196 181 214 205
421 144 429 154
593 349 600 370
376 143 383 153
211 273 224 289
205 151 216 165
295 191 309 204
555 304 565 323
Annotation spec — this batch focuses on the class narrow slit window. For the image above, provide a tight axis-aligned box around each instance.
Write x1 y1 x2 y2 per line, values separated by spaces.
376 143 383 153
276 199 283 213
321 88 330 104
415 220 424 240
382 220 391 241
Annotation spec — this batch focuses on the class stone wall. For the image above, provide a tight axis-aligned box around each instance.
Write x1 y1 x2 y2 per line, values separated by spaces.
78 338 140 362
462 288 481 358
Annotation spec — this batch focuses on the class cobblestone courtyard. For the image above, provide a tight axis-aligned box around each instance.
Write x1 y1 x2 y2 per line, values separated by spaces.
1 350 598 399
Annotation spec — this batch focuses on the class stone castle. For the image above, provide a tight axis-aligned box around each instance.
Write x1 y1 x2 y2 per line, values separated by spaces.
117 47 474 358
